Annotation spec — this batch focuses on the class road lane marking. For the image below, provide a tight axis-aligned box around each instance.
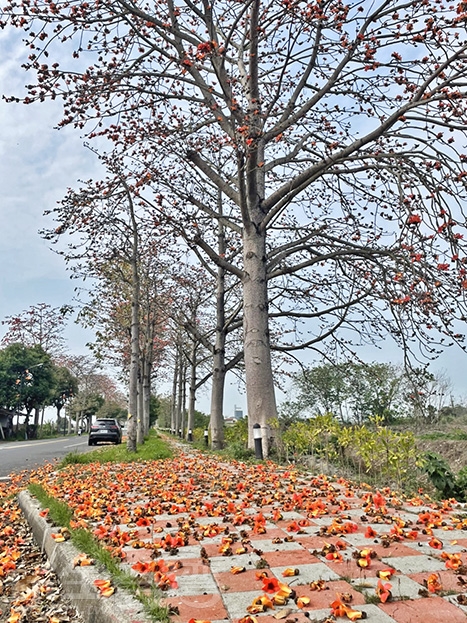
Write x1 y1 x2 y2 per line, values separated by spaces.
0 439 86 451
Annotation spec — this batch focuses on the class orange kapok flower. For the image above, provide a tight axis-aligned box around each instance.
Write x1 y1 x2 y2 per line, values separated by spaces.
131 560 156 574
261 577 281 593
326 550 343 562
442 553 463 570
296 596 311 608
310 579 327 591
282 567 299 577
255 570 269 580
73 553 95 568
156 572 178 590
376 568 395 581
428 537 443 550
231 566 246 574
425 573 442 593
94 579 115 597
330 596 366 620
376 579 392 603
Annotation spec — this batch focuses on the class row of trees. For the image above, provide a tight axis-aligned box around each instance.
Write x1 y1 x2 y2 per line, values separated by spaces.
284 362 456 425
0 305 127 437
4 0 467 453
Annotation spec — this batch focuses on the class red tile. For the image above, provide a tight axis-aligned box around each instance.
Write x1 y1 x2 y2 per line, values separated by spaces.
294 579 366 609
294 535 350 550
233 614 310 623
201 542 228 557
214 568 265 592
381 596 467 623
262 549 319 567
324 556 389 579
248 528 289 540
175 558 212 576
409 569 467 593
371 541 424 558
124 549 154 564
161 593 228 622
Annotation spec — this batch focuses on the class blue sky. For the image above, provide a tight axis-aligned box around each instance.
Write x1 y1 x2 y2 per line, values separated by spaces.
1 27 467 413
0 29 98 356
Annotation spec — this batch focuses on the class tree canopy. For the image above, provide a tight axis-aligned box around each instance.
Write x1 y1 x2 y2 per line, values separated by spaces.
4 0 467 451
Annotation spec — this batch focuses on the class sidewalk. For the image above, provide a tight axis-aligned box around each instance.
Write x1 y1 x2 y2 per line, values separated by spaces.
18 442 467 623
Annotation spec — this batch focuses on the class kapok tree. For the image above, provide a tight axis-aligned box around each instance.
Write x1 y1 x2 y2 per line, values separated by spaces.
5 0 467 454
1 303 71 357
42 164 172 450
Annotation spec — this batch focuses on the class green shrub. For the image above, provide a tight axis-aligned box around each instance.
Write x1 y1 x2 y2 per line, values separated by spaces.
422 451 459 499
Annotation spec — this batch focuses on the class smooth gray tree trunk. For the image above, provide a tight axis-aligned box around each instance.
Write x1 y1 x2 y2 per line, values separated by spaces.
210 210 226 449
243 226 277 457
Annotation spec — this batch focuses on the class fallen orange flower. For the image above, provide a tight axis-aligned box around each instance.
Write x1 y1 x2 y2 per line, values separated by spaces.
155 572 178 590
187 619 211 623
326 551 343 562
152 560 169 574
135 517 152 527
275 582 294 599
50 533 66 542
7 609 21 623
364 526 377 539
218 542 232 555
376 568 395 580
231 566 246 574
94 579 115 597
425 573 442 593
255 570 268 580
262 577 281 593
330 597 366 620
376 579 392 603
428 537 443 550
73 553 95 567
131 560 156 574
442 553 463 570
246 603 264 614
282 567 299 577
310 579 327 591
296 596 311 608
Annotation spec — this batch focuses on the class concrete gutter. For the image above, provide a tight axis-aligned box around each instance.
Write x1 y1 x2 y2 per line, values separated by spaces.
18 490 154 623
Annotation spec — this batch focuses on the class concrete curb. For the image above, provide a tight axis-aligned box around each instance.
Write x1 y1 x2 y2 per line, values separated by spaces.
17 490 154 623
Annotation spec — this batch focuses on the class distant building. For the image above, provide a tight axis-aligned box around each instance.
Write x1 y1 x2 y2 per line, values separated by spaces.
234 405 243 420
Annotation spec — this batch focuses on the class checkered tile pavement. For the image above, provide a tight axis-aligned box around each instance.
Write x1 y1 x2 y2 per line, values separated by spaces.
44 444 467 623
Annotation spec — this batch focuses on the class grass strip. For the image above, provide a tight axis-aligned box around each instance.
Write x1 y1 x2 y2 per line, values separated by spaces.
59 431 173 467
28 482 171 623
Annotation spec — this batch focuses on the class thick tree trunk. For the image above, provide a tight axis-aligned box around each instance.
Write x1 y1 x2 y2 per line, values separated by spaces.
176 345 184 436
171 352 179 434
186 340 197 440
137 375 144 444
243 227 277 457
181 358 187 437
210 204 226 449
126 256 140 452
143 358 151 437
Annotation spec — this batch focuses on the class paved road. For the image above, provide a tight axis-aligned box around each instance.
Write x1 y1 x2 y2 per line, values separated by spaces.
0 436 94 478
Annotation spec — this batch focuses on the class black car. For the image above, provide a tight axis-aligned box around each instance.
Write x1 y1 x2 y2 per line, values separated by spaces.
88 418 122 445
